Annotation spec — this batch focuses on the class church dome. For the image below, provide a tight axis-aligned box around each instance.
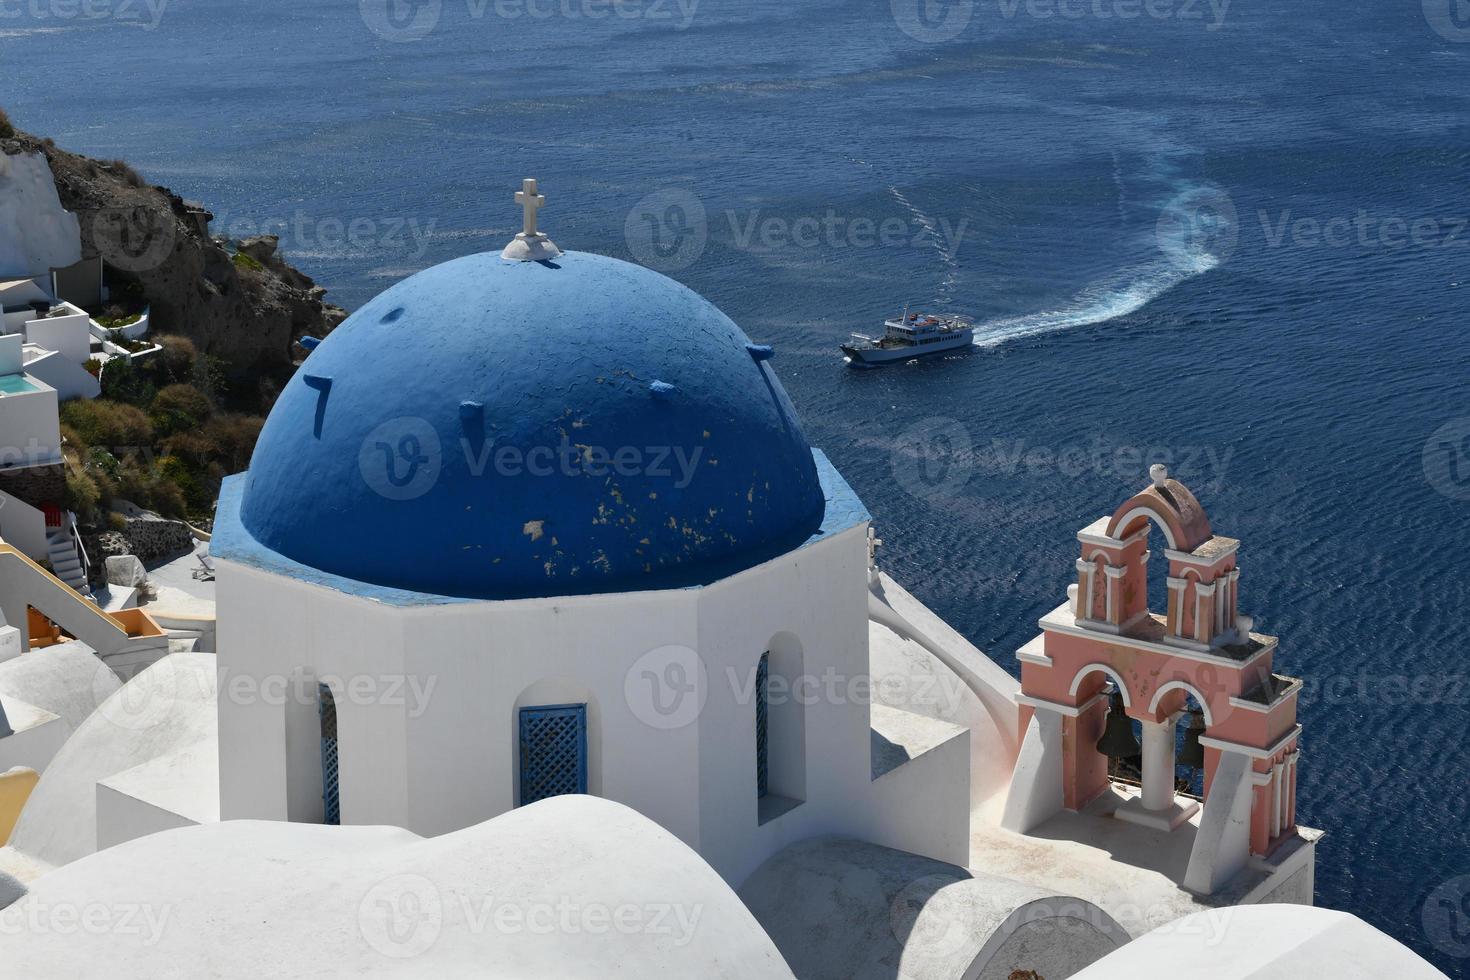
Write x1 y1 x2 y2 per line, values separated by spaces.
239 249 826 600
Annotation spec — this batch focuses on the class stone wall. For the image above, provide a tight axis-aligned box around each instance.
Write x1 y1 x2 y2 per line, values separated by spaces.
121 516 194 564
0 464 65 510
80 518 192 585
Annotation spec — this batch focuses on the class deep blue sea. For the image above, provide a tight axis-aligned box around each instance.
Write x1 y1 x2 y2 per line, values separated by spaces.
5 0 1470 970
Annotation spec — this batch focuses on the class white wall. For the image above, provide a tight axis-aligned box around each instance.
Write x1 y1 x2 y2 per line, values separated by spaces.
215 520 971 886
0 489 50 562
96 783 200 850
24 312 91 364
0 377 61 470
0 333 22 376
0 278 51 310
0 153 81 280
0 698 67 773
22 347 99 401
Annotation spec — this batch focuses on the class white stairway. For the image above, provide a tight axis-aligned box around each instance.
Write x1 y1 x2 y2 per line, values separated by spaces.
45 527 89 595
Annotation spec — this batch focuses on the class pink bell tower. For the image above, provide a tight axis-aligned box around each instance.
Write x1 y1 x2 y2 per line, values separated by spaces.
1002 465 1304 895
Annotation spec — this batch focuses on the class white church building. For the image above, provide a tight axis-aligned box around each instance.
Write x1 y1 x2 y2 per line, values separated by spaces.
210 180 971 884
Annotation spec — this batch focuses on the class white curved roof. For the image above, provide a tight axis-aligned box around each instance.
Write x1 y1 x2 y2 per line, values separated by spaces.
0 640 120 731
2 652 216 871
1072 904 1445 978
0 796 794 978
739 836 1128 980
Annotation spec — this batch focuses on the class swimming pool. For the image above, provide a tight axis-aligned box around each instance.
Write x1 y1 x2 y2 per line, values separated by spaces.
0 374 40 395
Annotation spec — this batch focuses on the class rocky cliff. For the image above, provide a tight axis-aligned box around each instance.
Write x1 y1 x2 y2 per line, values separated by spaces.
0 124 345 400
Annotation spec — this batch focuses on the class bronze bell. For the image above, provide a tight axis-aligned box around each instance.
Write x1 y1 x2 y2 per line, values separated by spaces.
1095 690 1139 759
1179 708 1207 769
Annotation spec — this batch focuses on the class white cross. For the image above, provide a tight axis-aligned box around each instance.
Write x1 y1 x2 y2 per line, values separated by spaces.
515 178 545 237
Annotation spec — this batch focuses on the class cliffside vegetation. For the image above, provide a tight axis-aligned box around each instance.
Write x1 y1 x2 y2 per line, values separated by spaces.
60 336 263 523
2 107 340 525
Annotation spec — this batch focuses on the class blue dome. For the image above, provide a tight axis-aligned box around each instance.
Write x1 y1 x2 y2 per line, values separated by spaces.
240 250 826 600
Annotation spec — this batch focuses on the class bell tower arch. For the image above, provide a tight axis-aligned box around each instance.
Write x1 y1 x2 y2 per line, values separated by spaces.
1002 466 1305 896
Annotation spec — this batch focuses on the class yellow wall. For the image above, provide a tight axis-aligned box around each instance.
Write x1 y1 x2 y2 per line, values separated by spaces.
0 767 39 845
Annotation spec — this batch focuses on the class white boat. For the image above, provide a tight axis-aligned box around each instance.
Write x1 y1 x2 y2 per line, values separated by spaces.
841 309 974 366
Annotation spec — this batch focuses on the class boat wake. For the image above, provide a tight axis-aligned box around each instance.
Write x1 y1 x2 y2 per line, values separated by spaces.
885 184 961 307
971 179 1232 348
970 251 1216 348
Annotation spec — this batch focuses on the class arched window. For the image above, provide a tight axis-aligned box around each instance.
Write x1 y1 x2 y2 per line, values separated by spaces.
318 683 339 826
756 634 806 824
518 703 588 805
755 653 769 798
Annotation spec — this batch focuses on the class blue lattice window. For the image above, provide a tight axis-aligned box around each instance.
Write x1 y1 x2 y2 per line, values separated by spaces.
756 653 769 798
319 683 340 826
519 704 587 805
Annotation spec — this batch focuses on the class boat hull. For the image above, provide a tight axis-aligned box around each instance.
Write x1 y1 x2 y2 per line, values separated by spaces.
842 333 973 366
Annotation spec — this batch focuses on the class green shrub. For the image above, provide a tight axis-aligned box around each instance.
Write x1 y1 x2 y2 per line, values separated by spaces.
107 512 127 532
107 330 151 354
151 383 213 437
199 413 264 472
0 107 13 140
99 357 156 406
62 465 102 522
109 458 185 518
60 399 154 451
154 334 197 378
232 252 263 272
157 454 207 512
95 313 141 331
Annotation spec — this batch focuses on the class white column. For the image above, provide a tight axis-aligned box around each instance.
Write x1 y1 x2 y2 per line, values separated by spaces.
1282 752 1297 832
1194 582 1216 644
1140 719 1176 811
1269 760 1283 839
1075 559 1095 620
1104 565 1126 625
1228 569 1240 628
1166 578 1187 636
